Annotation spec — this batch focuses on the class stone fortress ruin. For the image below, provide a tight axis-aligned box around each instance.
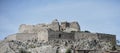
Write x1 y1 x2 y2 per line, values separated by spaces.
6 19 116 42
5 19 117 53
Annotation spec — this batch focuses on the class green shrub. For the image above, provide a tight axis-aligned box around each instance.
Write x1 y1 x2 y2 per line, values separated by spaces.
29 44 36 48
19 48 31 53
65 48 71 53
84 30 90 33
111 46 116 51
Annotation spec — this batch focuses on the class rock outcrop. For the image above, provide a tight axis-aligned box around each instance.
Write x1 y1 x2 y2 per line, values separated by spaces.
0 39 115 53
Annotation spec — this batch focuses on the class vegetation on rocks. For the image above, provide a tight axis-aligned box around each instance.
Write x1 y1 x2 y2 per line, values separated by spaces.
65 48 71 53
19 48 31 53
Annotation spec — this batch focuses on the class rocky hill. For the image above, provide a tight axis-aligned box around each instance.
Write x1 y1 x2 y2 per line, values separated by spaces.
0 19 119 53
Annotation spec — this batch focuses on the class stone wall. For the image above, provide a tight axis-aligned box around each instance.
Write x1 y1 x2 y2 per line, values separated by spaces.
19 24 49 33
5 33 38 41
16 33 37 41
37 29 49 41
74 32 98 40
16 19 116 48
60 21 70 31
48 31 74 40
60 21 80 32
19 19 80 33
5 34 17 41
70 21 80 31
48 19 60 31
19 24 34 33
97 33 116 46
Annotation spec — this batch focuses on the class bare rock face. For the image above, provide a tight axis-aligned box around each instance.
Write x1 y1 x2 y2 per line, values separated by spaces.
0 40 15 53
0 43 15 53
0 39 115 53
29 45 57 53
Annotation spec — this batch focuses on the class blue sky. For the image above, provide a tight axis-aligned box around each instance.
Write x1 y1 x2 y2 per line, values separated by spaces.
0 0 120 40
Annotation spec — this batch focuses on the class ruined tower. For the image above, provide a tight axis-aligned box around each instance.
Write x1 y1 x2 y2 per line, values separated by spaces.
60 21 80 32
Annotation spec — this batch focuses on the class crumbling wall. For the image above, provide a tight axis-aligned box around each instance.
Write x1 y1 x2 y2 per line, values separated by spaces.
19 19 60 33
19 19 80 33
19 24 49 33
70 21 80 31
48 19 60 31
60 21 80 32
19 24 34 33
60 21 70 31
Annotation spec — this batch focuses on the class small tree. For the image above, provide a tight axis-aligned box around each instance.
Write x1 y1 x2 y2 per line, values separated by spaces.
84 30 90 33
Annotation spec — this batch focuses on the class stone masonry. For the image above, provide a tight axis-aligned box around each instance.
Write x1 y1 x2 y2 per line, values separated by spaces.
4 19 117 53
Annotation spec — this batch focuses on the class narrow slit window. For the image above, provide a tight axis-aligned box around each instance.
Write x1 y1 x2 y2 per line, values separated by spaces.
59 34 61 38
